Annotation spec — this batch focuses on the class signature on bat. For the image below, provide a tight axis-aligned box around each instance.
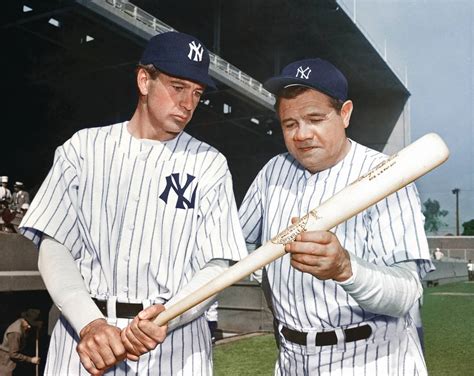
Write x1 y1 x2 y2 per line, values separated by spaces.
271 209 320 245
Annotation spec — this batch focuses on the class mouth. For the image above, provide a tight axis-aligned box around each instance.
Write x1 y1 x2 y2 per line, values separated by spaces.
172 114 189 123
297 145 317 152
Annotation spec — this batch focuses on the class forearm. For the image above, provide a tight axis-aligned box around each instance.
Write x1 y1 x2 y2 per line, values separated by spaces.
165 259 228 331
337 255 422 317
7 333 32 363
9 351 32 363
38 236 104 334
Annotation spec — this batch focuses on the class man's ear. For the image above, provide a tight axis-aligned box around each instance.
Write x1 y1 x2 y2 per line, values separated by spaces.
137 68 150 96
340 100 353 128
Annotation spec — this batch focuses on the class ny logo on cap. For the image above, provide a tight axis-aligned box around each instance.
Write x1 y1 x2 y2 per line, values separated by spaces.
188 41 204 62
160 173 197 209
296 66 311 80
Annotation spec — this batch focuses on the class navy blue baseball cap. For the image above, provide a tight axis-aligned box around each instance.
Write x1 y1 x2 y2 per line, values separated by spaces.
140 31 216 89
264 58 348 101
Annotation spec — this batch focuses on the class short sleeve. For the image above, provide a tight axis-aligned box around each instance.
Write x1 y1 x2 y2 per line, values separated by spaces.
367 183 434 278
20 140 82 254
193 169 248 268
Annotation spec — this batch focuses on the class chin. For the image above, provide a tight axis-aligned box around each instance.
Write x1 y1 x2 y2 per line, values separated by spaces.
165 123 186 134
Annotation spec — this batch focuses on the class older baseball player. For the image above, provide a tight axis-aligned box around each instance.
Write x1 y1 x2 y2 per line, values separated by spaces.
239 58 432 375
20 31 247 375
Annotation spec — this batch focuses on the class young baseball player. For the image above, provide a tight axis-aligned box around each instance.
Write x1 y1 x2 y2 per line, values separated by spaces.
20 31 247 375
239 58 432 375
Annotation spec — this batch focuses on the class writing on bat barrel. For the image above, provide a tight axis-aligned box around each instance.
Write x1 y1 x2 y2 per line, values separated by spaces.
355 154 398 183
271 210 320 245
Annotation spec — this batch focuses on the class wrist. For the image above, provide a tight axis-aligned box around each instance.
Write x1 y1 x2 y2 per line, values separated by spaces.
79 318 107 338
334 249 353 282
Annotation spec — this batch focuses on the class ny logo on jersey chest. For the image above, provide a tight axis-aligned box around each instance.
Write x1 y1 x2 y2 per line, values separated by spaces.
159 173 197 209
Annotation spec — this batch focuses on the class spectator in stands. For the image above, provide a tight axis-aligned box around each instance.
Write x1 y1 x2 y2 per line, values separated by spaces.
0 309 42 375
20 203 29 216
0 202 17 233
467 260 474 281
0 176 12 204
12 182 30 213
434 247 445 260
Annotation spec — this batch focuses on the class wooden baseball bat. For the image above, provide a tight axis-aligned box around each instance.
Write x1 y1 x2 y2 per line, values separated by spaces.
153 133 449 326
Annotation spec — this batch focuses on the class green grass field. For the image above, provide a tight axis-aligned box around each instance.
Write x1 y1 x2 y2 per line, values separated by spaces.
422 281 474 376
214 281 474 376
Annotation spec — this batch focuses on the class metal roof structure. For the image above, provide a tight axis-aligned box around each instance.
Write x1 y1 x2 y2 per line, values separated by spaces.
2 0 409 202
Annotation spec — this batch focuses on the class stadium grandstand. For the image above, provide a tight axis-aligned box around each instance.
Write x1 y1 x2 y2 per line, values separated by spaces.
2 1 470 373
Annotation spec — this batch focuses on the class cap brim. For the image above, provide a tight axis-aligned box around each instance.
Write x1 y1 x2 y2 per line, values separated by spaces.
264 76 339 101
150 61 217 90
263 77 313 94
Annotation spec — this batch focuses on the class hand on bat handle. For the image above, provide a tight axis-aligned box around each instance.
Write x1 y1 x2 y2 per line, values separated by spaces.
121 304 168 359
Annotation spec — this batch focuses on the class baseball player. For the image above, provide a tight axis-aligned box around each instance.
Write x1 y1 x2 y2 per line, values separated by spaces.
20 31 247 375
239 58 432 375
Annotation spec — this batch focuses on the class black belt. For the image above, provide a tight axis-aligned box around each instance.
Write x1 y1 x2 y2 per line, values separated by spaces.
281 324 372 346
92 298 143 319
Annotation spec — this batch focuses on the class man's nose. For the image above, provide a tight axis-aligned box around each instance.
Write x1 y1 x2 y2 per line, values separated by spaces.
179 91 194 112
294 122 313 140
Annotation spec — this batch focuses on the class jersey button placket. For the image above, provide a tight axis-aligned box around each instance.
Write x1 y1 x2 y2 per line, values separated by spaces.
301 177 315 214
119 164 142 299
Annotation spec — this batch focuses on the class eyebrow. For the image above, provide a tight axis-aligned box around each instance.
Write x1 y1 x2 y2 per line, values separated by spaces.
304 110 330 117
170 78 205 91
169 78 189 86
281 110 328 123
281 117 297 124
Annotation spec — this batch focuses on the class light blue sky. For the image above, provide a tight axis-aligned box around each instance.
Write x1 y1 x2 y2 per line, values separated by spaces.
339 0 474 234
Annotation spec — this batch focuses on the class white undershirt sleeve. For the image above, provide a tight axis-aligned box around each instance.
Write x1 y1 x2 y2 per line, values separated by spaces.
165 259 228 332
38 236 105 335
336 254 422 317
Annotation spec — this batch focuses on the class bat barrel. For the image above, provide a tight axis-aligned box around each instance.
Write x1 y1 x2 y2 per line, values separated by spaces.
153 133 449 326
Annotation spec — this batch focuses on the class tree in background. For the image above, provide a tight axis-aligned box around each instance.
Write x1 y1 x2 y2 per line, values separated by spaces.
422 199 448 234
462 219 474 235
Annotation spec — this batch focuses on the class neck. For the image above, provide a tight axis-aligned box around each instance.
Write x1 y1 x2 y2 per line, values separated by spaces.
307 137 352 174
128 106 177 142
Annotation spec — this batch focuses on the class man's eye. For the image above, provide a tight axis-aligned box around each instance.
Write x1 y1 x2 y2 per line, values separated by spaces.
173 85 184 91
194 91 203 98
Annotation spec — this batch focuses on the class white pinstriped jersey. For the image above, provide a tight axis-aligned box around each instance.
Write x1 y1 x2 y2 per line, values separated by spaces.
20 121 247 375
239 139 432 375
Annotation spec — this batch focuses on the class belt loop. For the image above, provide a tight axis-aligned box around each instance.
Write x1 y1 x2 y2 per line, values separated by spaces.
335 327 345 351
306 330 317 347
305 330 318 355
277 321 284 340
107 296 117 320
142 299 152 310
